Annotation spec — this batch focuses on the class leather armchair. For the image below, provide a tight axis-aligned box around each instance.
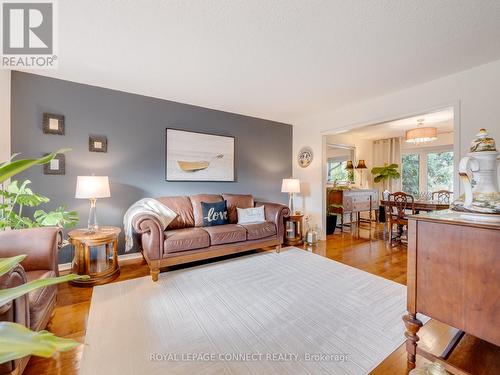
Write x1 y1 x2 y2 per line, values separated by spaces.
0 227 62 375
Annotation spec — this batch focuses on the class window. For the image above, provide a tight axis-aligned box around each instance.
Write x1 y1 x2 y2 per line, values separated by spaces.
402 154 420 194
401 148 453 194
327 159 349 182
427 151 454 192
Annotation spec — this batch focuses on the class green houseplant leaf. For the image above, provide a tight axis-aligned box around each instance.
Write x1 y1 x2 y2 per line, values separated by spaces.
0 154 20 168
370 166 385 175
0 211 37 230
0 255 26 277
0 149 71 184
0 273 88 307
1 180 50 207
0 256 89 364
371 163 401 183
34 207 79 228
0 150 78 230
0 322 80 363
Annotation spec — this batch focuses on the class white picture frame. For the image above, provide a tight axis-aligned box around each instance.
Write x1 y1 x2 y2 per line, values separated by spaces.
165 128 235 182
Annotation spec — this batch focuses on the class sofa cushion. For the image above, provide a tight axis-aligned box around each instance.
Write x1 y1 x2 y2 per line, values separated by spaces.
202 224 247 245
156 196 195 229
240 222 277 240
164 227 210 253
189 194 223 227
237 206 265 224
222 194 254 224
201 201 228 227
25 270 57 330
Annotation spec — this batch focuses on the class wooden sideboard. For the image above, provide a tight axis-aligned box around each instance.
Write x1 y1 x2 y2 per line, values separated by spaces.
327 188 378 230
405 210 500 374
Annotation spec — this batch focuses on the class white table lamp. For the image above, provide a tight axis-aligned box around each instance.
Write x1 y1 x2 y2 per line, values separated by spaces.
281 178 300 213
75 176 111 233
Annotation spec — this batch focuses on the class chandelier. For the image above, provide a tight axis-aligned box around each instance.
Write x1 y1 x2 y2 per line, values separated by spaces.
405 119 437 144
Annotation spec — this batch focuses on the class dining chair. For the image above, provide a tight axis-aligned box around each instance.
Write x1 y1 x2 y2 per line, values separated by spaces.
432 190 452 203
416 191 432 201
386 192 416 244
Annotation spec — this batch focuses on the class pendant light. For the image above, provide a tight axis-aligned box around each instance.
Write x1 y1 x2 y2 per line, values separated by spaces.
405 119 438 144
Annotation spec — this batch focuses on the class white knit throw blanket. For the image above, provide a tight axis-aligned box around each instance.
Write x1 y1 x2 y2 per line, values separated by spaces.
123 198 176 252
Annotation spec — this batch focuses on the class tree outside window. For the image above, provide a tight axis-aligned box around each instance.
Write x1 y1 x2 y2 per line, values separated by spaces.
401 148 453 195
402 154 419 194
327 160 349 182
427 151 454 192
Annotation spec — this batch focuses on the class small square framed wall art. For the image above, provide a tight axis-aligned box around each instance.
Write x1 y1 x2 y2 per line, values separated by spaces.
89 135 108 153
42 113 65 135
43 154 65 175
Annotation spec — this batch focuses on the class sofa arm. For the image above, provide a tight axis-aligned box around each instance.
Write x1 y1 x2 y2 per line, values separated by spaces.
255 202 290 243
0 227 62 275
132 215 164 261
0 263 29 321
0 265 30 373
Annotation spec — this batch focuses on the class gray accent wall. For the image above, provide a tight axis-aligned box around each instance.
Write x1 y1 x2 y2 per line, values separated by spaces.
11 72 292 263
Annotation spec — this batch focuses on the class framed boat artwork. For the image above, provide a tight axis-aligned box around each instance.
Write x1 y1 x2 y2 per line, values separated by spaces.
165 128 235 181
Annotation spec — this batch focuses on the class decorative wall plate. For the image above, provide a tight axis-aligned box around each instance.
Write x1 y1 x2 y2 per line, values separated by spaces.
298 147 313 168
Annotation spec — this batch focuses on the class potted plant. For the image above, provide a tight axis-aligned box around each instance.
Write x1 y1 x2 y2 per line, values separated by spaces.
0 149 78 231
371 163 401 222
326 204 342 235
0 150 86 364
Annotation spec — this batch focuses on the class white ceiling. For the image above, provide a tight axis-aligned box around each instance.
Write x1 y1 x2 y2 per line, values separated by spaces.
26 0 500 124
334 108 454 140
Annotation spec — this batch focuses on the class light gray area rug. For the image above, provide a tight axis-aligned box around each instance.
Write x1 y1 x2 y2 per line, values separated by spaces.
81 248 420 375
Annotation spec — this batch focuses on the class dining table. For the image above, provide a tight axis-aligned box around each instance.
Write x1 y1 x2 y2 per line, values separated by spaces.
381 198 450 242
380 199 450 212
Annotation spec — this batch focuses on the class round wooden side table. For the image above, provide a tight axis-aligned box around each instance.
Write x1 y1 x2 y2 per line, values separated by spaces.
284 214 304 246
68 226 121 287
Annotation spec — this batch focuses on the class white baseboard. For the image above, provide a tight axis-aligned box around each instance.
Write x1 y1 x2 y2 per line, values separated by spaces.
58 252 144 273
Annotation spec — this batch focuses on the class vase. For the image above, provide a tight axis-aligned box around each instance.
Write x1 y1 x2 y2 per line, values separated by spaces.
453 128 500 216
326 215 337 235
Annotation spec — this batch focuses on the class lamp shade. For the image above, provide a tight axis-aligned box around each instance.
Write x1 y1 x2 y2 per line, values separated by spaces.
405 127 438 144
281 178 300 193
75 176 111 199
345 160 354 170
356 160 367 169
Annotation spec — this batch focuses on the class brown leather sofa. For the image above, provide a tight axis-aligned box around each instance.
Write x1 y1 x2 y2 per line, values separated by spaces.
0 227 62 375
133 194 290 281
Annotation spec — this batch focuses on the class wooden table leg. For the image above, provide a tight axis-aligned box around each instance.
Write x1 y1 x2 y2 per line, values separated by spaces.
84 244 91 275
403 313 423 368
397 224 404 239
74 242 84 274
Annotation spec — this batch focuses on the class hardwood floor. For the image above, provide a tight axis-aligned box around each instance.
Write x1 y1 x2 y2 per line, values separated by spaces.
24 223 499 374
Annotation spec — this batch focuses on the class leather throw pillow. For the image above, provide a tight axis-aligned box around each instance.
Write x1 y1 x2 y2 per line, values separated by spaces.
201 201 228 227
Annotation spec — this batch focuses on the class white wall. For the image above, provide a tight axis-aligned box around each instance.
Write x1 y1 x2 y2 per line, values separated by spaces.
0 70 11 162
293 59 500 237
